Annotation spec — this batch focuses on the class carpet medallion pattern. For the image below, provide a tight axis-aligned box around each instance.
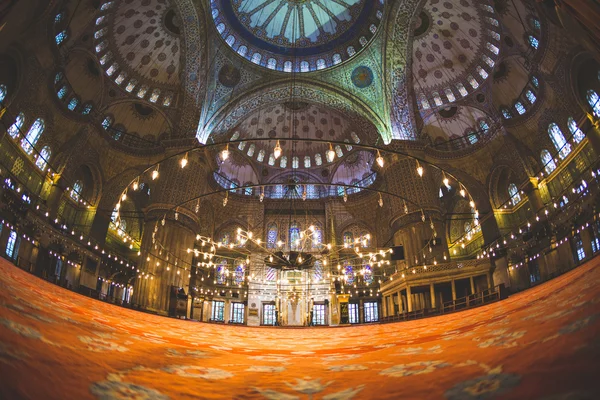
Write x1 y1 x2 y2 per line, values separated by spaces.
0 258 599 399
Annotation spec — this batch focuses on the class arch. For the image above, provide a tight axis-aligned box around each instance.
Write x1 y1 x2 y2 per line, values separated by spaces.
540 149 556 175
35 145 51 170
197 79 385 145
21 118 45 154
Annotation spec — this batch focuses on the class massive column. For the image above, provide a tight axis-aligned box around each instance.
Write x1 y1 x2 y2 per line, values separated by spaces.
132 157 208 313
386 158 448 267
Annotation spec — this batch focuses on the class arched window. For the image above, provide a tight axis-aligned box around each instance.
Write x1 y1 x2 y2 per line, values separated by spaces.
0 84 7 104
266 224 277 249
548 123 571 159
587 90 600 118
57 86 68 100
216 261 227 284
221 232 230 246
81 103 93 115
35 146 51 170
575 236 586 261
568 117 585 143
508 183 521 206
235 264 245 285
70 180 83 202
344 265 354 284
21 118 45 154
467 131 478 144
363 265 373 285
514 102 526 115
267 58 277 70
289 222 300 250
343 232 354 246
6 231 18 259
361 232 370 247
292 156 299 169
525 90 537 104
7 112 25 139
479 120 490 134
67 97 79 111
501 108 512 119
540 150 556 175
528 35 539 49
55 31 68 45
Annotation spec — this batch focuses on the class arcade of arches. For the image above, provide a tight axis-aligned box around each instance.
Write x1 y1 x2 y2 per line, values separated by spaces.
0 0 600 398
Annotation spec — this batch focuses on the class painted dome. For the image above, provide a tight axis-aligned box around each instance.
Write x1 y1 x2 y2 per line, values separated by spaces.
211 0 385 73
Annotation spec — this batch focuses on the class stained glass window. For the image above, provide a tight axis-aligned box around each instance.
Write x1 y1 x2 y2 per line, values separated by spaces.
343 232 353 246
486 42 499 55
479 120 490 134
548 123 571 159
531 76 539 88
345 265 354 285
247 144 255 157
540 150 556 175
515 102 526 115
467 131 478 144
477 66 488 79
0 84 6 104
508 183 521 206
525 90 537 104
67 97 79 111
267 224 277 249
7 112 24 139
57 86 68 99
568 117 585 143
292 156 299 169
217 261 227 284
257 149 265 162
363 265 373 285
433 92 443 106
115 71 127 85
587 90 600 118
81 103 92 115
445 88 456 102
290 223 300 250
6 231 18 259
21 118 45 154
101 116 113 130
501 108 512 119
361 232 370 247
468 75 479 89
456 83 468 97
235 265 245 285
55 31 68 45
312 226 322 248
71 180 83 202
279 156 287 168
304 156 311 168
221 232 230 246
267 58 277 70
35 146 51 170
528 35 539 50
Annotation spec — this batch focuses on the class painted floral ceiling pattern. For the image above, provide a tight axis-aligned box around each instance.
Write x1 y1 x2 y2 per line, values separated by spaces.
412 0 501 109
211 0 385 72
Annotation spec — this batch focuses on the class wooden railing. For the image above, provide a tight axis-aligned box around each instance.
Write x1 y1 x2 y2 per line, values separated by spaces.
380 284 503 324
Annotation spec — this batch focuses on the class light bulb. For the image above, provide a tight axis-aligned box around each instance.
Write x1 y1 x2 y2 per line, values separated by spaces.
223 195 228 207
378 194 383 207
221 145 229 161
121 192 127 201
327 144 335 163
376 151 384 168
132 180 139 191
274 141 282 159
180 153 188 168
443 176 449 187
152 168 159 180
416 161 423 177
460 188 466 197
469 200 475 208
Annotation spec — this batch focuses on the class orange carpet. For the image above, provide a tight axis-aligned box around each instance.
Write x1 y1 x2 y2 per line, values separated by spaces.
0 258 599 399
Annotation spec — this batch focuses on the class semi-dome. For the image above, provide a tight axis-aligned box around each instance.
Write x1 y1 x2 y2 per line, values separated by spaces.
210 0 385 72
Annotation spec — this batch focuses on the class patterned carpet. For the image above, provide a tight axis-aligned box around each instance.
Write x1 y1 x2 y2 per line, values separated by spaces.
0 258 599 400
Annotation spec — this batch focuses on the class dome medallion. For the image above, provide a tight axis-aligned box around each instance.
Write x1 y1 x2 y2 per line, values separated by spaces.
211 0 385 72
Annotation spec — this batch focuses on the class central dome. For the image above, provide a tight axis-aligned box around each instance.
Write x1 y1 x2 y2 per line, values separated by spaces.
211 0 385 72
